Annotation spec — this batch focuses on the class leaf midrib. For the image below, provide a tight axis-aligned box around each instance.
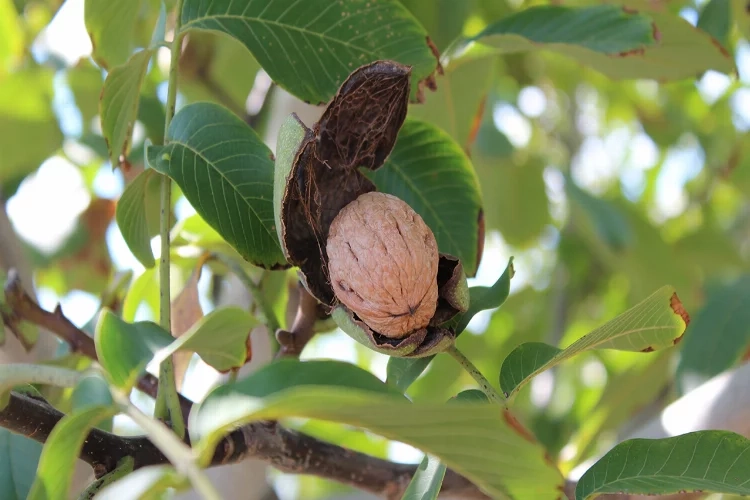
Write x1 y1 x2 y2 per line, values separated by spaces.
509 323 678 396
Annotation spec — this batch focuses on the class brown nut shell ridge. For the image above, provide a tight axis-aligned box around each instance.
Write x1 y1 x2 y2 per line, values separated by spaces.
327 192 439 338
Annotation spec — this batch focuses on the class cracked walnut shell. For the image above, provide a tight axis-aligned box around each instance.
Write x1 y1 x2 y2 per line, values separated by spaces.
326 192 439 338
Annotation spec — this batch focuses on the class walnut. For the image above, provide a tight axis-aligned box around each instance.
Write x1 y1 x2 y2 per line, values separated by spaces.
326 192 439 338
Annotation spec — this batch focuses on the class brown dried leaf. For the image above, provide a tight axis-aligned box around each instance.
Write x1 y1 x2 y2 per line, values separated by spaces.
170 259 206 390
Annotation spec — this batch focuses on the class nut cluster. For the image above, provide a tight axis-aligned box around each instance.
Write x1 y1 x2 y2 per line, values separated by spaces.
326 192 439 338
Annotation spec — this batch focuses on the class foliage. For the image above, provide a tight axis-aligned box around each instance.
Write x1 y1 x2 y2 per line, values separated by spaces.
0 0 749 498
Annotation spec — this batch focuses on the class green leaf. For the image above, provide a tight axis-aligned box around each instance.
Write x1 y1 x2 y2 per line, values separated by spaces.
471 5 734 80
191 378 562 498
97 465 187 500
500 286 689 398
697 0 731 48
95 310 172 390
27 405 116 500
367 118 483 276
386 357 433 393
471 5 655 54
409 47 497 149
475 157 548 246
732 0 750 40
676 276 750 395
122 267 159 322
0 69 62 185
457 257 515 334
67 61 104 131
85 0 145 69
576 431 750 499
179 0 439 104
100 49 154 165
566 176 632 252
451 389 489 403
115 168 161 268
153 307 257 372
208 359 404 401
148 102 286 269
0 0 23 78
96 307 256 389
0 429 42 500
399 0 473 51
402 454 446 500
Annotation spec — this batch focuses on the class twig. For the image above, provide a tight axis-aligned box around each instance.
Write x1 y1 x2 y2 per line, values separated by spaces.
154 0 187 437
1 271 191 418
274 284 319 358
445 345 506 405
1 391 487 499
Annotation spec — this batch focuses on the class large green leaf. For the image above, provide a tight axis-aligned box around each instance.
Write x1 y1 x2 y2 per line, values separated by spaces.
402 454 447 500
367 118 483 276
115 168 161 268
179 0 439 104
148 102 286 269
28 379 115 500
500 286 689 398
100 49 154 165
676 276 750 395
471 4 734 80
0 429 41 500
190 362 563 499
409 47 497 149
576 431 750 499
0 69 62 185
84 0 145 69
399 0 473 51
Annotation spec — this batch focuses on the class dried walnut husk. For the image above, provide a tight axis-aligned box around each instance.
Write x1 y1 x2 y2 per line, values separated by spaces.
327 192 439 338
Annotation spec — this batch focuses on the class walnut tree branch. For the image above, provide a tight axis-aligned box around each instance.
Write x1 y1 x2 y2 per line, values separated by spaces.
0 269 486 498
274 283 320 358
1 391 485 499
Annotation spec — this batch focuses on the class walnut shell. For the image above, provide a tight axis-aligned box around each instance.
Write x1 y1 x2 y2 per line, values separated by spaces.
326 192 439 338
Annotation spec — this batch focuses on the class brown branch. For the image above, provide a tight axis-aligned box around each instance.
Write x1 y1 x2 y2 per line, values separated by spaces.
2 391 485 499
275 283 320 358
0 268 486 498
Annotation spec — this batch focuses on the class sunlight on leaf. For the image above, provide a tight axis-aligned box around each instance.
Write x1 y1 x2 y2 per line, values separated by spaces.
500 286 689 398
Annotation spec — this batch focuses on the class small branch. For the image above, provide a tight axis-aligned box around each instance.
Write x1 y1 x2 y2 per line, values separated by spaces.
154 0 187 436
2 391 486 499
2 271 191 418
210 252 281 334
275 284 319 358
445 345 506 405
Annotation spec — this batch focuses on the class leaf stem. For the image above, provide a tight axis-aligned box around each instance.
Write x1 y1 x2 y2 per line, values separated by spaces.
445 345 505 405
154 0 186 437
211 252 281 334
